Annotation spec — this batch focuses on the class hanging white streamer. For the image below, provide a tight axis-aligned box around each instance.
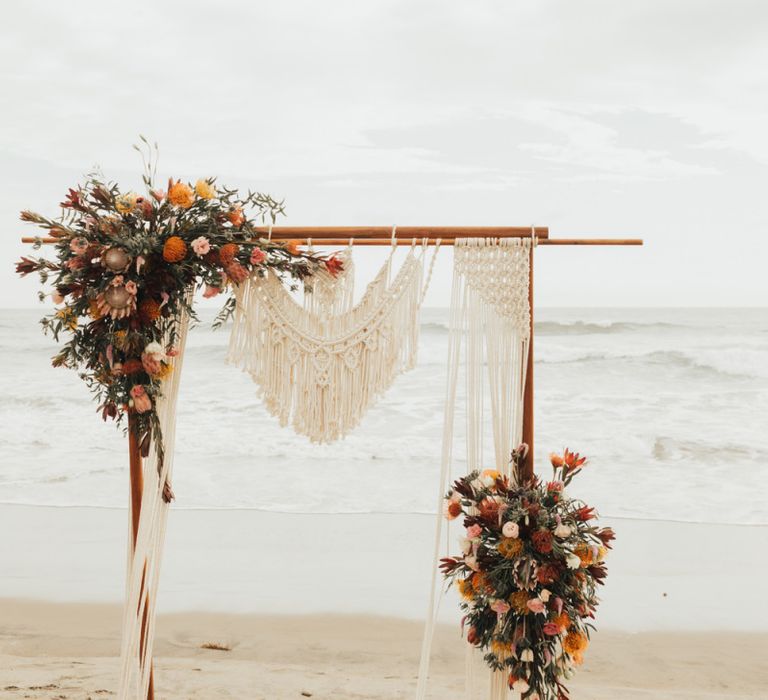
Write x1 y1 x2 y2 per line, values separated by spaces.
117 293 193 700
416 237 532 700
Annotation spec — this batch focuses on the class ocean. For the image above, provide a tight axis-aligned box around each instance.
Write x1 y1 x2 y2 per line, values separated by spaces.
1 307 766 524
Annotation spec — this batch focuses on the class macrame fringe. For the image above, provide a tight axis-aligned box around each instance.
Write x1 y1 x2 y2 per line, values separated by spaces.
117 292 193 700
416 237 532 700
228 243 438 443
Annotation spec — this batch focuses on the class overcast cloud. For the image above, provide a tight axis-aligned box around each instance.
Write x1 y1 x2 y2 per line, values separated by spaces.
3 0 766 307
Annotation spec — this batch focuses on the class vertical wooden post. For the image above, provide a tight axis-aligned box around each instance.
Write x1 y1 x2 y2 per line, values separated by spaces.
128 414 155 700
520 245 535 481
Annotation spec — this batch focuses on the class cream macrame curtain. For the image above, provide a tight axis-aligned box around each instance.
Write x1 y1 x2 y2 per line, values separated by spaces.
117 293 193 700
228 241 439 443
416 237 532 700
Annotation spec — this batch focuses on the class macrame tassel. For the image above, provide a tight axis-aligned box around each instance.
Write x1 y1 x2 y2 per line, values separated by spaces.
117 292 193 700
228 244 438 443
416 237 532 700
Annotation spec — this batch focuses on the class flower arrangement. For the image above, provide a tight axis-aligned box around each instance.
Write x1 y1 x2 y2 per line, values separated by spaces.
440 447 614 700
15 139 340 472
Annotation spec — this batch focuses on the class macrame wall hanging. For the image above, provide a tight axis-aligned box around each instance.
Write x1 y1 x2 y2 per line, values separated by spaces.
416 236 533 700
118 292 193 700
228 235 440 443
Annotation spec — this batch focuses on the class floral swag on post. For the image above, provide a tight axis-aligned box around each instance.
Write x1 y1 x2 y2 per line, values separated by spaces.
15 139 341 484
440 447 614 700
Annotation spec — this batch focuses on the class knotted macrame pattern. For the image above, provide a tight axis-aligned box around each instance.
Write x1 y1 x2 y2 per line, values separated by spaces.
228 244 437 443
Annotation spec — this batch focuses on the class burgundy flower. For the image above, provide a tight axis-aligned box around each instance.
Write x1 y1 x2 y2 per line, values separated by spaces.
597 527 616 547
15 257 41 277
60 187 83 210
325 255 344 277
531 529 553 554
536 563 560 585
574 506 596 521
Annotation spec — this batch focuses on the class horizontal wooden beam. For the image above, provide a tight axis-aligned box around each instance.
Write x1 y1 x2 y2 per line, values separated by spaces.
250 226 550 239
21 236 642 247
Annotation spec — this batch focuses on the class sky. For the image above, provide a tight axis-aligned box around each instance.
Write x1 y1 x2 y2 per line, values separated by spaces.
2 0 767 308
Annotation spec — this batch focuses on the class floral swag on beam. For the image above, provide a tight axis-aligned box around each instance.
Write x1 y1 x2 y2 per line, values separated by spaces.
15 138 341 468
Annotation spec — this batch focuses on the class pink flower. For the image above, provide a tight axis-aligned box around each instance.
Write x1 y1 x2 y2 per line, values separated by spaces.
130 385 152 414
490 600 510 615
191 236 211 257
51 290 64 304
553 597 564 614
250 247 267 265
125 281 137 295
502 522 519 539
542 622 560 636
167 346 180 357
136 255 146 274
203 285 220 299
547 480 564 492
141 353 162 375
111 275 124 287
526 598 546 614
466 524 482 539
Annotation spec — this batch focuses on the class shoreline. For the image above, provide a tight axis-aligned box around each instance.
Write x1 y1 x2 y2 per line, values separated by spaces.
1 503 767 632
2 599 767 699
3 501 768 528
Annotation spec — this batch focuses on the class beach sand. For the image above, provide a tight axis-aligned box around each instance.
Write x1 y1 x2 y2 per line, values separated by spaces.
2 505 767 698
1 599 767 699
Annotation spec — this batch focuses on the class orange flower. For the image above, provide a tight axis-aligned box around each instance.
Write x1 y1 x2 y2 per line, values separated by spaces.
285 239 301 255
509 590 529 615
490 639 513 656
550 452 564 468
457 578 474 600
219 243 239 266
472 572 491 594
138 297 162 323
563 630 588 655
195 179 216 200
497 537 523 559
227 208 245 227
168 181 195 208
162 236 187 263
563 448 587 470
553 612 571 631
574 544 593 568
